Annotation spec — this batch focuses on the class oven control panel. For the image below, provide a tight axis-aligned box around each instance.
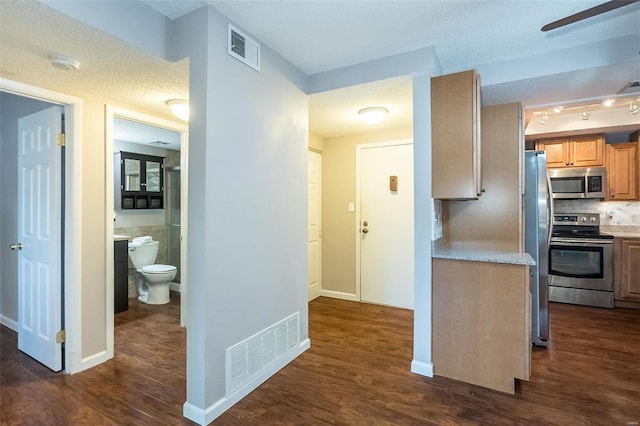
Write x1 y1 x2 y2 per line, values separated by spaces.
553 213 600 226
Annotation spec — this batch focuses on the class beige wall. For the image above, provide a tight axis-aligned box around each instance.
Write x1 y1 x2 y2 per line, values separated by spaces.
309 132 324 152
322 126 413 295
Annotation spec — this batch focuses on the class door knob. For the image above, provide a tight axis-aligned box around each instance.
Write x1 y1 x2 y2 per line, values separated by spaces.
10 243 22 251
362 228 368 234
363 221 368 226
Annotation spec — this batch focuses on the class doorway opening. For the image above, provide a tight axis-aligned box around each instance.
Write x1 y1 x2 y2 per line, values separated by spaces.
105 106 188 360
0 80 83 374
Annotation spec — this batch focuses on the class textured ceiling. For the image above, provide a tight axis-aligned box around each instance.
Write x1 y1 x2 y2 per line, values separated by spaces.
310 76 413 138
1 1 639 139
0 1 189 121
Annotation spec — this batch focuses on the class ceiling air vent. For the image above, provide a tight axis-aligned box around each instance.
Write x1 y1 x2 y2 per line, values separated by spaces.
617 80 640 94
228 23 260 72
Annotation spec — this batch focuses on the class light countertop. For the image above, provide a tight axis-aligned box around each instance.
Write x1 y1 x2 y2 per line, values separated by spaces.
432 239 535 266
113 234 130 241
610 232 640 239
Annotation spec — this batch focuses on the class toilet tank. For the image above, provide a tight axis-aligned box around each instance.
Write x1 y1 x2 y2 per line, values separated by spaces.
128 240 159 269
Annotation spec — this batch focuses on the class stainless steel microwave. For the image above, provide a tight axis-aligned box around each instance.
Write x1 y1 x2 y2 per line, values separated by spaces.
548 167 606 199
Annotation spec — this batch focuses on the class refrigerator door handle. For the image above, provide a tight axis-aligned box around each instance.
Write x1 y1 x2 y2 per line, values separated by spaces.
546 172 554 248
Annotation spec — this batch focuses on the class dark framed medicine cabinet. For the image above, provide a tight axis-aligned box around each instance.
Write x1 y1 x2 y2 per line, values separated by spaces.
115 151 165 209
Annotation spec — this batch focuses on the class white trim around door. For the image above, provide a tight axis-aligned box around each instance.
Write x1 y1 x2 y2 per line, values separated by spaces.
0 77 84 374
105 106 188 362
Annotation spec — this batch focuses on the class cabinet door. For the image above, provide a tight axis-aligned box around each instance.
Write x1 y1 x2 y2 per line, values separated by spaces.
536 139 567 168
571 135 604 167
606 143 638 201
432 69 481 199
620 239 640 300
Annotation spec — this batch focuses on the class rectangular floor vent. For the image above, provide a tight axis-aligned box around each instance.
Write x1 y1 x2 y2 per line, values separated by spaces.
225 312 300 396
228 23 260 72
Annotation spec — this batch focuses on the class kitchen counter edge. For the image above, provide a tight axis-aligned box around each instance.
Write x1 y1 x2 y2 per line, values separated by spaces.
432 240 535 266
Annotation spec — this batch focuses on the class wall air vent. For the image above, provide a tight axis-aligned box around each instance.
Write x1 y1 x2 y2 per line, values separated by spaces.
228 23 260 72
617 80 640 94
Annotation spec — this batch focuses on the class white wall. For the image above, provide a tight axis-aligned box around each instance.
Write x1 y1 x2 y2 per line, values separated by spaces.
0 92 54 328
173 6 309 423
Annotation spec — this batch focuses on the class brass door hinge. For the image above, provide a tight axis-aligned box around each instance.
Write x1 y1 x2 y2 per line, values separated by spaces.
56 330 66 343
56 133 66 147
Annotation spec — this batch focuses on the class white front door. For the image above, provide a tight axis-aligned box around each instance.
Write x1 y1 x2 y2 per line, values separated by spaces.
308 151 322 301
17 106 63 371
359 142 414 309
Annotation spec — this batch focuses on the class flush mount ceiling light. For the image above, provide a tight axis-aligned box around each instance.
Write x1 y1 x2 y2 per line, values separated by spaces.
51 55 80 71
166 99 189 121
629 98 640 115
581 110 591 120
358 107 389 125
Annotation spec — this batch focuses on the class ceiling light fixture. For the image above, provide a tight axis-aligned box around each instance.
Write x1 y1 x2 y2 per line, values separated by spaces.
581 110 591 120
553 106 563 113
51 55 80 71
602 99 615 107
358 107 388 125
540 112 549 124
630 99 640 115
166 99 189 121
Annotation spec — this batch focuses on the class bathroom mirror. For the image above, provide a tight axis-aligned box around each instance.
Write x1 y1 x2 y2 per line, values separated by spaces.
124 158 141 191
146 161 161 192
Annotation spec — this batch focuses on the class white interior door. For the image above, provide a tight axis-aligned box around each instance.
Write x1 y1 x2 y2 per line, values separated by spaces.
17 106 63 371
308 151 322 301
359 143 414 309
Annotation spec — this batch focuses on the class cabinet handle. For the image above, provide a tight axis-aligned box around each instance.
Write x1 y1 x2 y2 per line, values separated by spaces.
565 162 569 166
611 193 615 199
570 162 574 166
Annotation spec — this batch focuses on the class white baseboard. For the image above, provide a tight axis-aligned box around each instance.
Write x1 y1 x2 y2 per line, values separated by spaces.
411 359 434 377
320 289 359 301
0 314 18 331
170 282 181 292
81 350 112 372
183 338 311 425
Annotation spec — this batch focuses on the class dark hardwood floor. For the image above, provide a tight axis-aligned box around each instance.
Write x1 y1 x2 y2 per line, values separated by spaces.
2 296 639 425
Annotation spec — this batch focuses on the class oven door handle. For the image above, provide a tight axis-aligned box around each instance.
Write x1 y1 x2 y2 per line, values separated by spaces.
550 238 613 245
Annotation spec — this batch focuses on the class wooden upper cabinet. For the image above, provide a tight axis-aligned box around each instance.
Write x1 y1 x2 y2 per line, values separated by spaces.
432 69 482 199
535 134 604 168
606 142 638 201
537 138 568 168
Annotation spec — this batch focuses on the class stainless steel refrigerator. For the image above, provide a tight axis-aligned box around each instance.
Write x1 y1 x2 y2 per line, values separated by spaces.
525 150 552 347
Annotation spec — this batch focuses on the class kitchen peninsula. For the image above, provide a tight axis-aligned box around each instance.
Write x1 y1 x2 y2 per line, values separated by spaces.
432 240 534 394
431 93 534 394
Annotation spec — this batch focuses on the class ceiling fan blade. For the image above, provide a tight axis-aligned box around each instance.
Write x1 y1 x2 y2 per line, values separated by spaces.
541 0 640 31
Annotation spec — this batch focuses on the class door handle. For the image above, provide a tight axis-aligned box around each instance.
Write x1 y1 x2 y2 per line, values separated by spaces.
10 243 22 251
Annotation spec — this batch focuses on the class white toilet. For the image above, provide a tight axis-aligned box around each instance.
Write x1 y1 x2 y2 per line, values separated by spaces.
128 236 176 305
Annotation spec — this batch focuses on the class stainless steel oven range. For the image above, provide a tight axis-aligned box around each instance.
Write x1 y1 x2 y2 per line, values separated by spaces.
549 213 614 308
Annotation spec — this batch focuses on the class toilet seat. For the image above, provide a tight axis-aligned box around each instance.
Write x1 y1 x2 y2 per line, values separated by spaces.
142 264 176 274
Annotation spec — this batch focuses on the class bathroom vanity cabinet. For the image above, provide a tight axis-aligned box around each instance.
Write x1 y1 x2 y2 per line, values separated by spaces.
114 239 129 313
115 151 164 209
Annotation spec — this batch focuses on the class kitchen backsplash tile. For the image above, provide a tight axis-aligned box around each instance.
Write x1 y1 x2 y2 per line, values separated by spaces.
554 199 640 229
